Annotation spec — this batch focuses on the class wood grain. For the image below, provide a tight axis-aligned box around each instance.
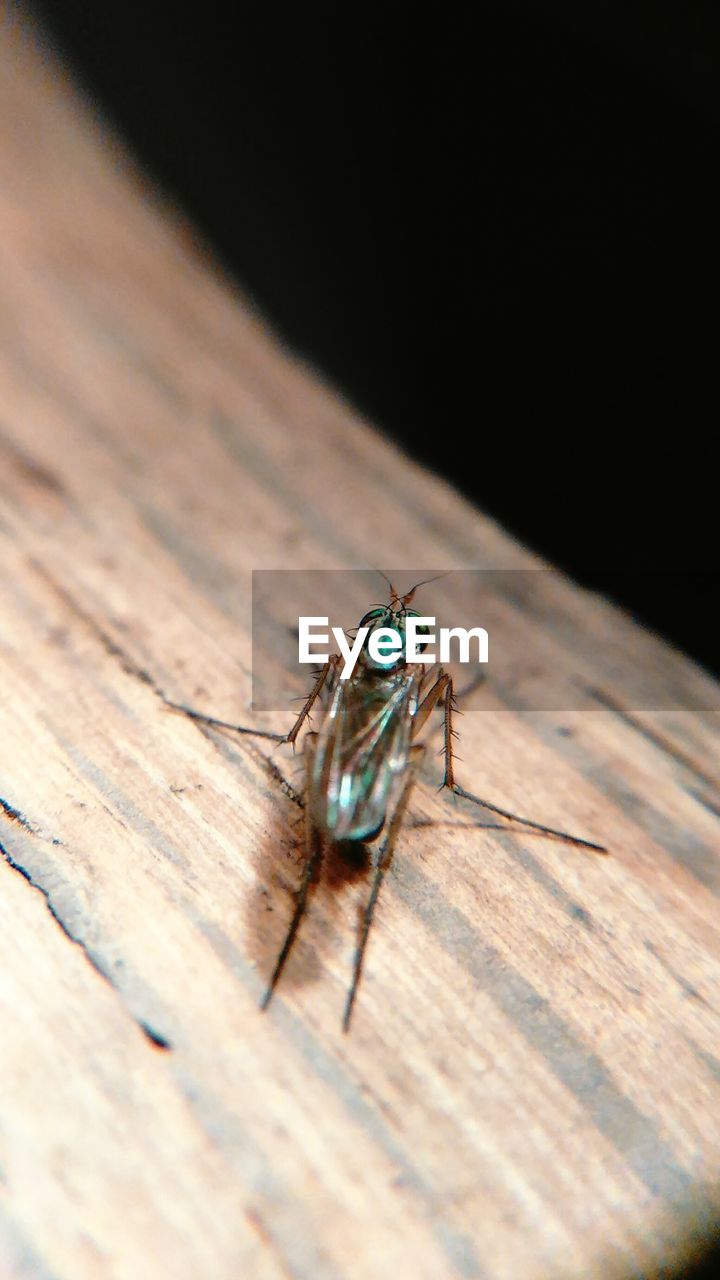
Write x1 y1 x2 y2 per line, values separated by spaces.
1 13 719 1280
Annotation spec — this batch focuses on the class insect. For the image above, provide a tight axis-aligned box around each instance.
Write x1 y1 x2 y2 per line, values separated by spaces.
169 575 606 1030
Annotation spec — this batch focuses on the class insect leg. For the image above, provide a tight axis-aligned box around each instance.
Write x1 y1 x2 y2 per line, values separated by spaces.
343 744 425 1033
164 701 286 743
261 733 321 1010
447 783 607 852
437 675 607 853
284 656 338 747
165 657 338 747
412 668 452 737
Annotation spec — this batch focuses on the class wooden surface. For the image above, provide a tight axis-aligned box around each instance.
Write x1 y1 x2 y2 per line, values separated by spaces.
1 15 720 1280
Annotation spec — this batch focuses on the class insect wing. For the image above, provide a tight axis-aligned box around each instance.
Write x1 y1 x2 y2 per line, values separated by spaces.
312 673 416 840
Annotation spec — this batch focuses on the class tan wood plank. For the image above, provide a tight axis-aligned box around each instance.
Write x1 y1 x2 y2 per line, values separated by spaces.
0 15 718 1280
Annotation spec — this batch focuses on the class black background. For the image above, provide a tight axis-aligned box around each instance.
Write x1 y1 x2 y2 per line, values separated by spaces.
29 1 719 684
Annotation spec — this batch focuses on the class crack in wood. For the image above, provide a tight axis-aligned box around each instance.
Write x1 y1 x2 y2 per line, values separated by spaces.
0 836 172 1053
0 796 36 833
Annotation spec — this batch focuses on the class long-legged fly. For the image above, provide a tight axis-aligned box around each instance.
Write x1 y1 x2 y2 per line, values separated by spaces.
168 576 605 1030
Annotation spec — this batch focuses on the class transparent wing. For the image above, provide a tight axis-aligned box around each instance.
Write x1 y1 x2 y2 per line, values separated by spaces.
310 672 416 840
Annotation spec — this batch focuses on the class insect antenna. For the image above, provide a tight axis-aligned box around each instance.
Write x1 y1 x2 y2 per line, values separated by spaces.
400 571 451 606
374 568 451 609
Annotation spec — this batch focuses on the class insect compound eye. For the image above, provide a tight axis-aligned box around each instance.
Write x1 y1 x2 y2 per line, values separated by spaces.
402 609 431 654
357 607 404 670
359 608 388 628
404 610 425 627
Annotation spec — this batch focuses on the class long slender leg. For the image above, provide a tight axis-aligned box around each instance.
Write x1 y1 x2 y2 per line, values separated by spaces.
165 657 337 748
412 668 451 736
436 673 607 853
284 657 338 747
448 782 607 853
411 667 462 789
261 734 321 1010
343 745 425 1033
165 702 286 743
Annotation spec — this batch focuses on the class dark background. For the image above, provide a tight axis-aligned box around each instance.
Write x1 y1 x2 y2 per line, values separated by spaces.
29 1 719 680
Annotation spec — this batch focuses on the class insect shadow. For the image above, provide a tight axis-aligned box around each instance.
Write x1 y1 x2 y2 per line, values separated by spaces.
193 723 530 1010
237 741 377 998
